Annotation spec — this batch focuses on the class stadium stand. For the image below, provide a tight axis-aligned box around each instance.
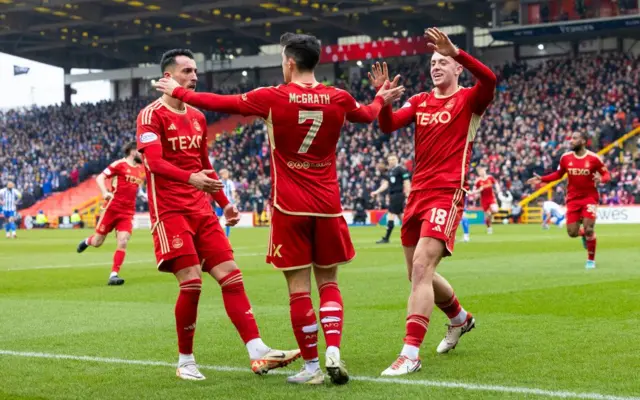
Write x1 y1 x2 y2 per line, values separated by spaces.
1 53 639 216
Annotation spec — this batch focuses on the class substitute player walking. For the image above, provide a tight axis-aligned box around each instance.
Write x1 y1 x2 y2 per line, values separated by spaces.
527 131 609 269
77 142 144 285
137 49 300 381
374 28 497 375
153 33 405 385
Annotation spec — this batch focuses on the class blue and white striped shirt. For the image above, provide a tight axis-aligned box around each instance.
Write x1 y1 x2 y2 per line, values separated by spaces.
0 187 22 212
222 180 235 205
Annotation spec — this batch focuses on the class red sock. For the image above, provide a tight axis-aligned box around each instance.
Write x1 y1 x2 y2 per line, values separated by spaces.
219 269 260 343
436 294 462 320
578 227 585 236
176 278 202 354
319 282 343 349
289 292 318 361
112 249 125 274
86 235 95 246
404 314 430 347
586 233 597 261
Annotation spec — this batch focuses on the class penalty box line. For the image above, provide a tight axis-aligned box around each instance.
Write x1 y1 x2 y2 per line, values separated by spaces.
0 349 638 400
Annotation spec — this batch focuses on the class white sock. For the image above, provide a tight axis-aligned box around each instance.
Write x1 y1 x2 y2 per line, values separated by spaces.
246 338 270 360
464 234 470 240
450 309 468 326
109 272 118 278
326 346 340 359
304 358 320 373
400 344 419 360
178 353 195 366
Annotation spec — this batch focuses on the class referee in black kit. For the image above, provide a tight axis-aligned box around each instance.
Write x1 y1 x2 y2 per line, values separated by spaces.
371 154 411 244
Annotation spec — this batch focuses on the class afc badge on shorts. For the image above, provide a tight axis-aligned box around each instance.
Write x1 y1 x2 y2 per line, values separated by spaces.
172 236 184 249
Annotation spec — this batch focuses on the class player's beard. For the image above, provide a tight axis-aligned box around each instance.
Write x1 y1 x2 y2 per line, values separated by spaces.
571 143 584 153
134 155 143 164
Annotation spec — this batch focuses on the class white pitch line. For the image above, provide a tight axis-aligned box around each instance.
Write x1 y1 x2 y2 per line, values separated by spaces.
4 260 152 272
0 350 638 400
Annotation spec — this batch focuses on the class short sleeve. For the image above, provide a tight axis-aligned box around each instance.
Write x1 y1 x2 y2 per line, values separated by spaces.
136 107 163 151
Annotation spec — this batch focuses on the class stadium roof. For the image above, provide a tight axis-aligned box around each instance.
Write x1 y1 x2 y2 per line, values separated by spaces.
0 0 492 70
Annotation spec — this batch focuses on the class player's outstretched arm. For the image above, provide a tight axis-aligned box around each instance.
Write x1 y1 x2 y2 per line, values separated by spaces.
153 78 268 118
366 62 415 133
346 80 405 123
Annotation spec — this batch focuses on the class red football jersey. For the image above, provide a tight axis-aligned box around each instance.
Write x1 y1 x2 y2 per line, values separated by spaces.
474 175 496 201
555 151 608 202
101 159 145 215
212 83 361 216
136 99 211 226
378 51 496 192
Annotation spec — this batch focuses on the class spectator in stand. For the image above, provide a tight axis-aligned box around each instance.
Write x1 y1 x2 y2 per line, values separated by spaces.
2 53 640 212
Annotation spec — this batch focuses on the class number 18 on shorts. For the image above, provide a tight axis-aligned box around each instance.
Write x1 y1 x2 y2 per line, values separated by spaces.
401 188 465 255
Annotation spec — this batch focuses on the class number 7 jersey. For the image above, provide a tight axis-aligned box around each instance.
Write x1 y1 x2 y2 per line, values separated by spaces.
236 83 361 216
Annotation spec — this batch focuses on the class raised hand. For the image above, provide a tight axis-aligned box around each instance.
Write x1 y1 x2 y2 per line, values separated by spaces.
375 80 405 106
424 27 459 57
368 62 401 89
152 77 181 97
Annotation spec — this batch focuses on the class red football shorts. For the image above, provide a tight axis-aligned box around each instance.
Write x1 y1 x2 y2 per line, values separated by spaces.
401 188 465 256
153 213 233 273
266 208 355 270
566 198 598 225
481 197 499 214
95 209 133 235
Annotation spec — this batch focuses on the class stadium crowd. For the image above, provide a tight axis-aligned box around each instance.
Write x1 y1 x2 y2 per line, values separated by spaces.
1 52 639 213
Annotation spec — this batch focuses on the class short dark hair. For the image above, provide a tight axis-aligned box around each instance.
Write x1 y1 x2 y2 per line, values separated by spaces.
280 32 320 72
160 49 195 73
577 131 589 141
123 141 137 157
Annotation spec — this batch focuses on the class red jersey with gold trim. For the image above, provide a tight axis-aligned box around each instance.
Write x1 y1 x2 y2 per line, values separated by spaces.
221 83 362 216
135 98 211 227
101 159 144 215
474 175 497 203
393 87 490 192
555 151 608 202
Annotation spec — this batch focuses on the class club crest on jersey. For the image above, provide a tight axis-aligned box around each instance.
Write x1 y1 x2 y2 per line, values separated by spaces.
585 161 590 168
444 99 455 109
172 236 184 249
192 119 202 132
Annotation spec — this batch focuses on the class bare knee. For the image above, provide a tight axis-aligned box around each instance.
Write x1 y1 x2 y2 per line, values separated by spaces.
314 265 338 289
175 265 202 284
93 235 106 247
116 237 129 249
584 226 595 237
284 268 312 294
208 260 238 282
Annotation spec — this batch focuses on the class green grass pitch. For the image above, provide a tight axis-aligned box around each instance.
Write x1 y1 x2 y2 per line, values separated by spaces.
1 224 639 400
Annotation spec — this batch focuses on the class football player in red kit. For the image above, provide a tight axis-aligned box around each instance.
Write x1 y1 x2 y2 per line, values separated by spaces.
528 131 609 269
137 49 300 381
77 142 144 286
373 28 497 375
472 166 500 234
153 33 405 384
